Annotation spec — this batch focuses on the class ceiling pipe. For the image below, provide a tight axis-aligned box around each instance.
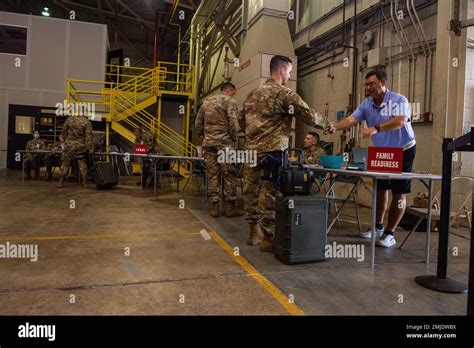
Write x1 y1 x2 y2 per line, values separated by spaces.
411 0 434 113
407 0 425 112
154 12 158 67
394 0 416 101
241 0 249 47
406 0 427 56
159 0 179 60
391 0 415 100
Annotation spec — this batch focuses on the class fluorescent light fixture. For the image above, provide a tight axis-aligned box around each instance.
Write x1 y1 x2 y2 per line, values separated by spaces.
41 7 50 16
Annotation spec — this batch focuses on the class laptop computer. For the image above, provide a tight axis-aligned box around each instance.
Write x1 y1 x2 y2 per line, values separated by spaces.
347 148 368 171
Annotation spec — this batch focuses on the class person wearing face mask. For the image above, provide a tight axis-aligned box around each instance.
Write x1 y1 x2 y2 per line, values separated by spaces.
45 134 65 180
238 55 331 251
23 130 46 180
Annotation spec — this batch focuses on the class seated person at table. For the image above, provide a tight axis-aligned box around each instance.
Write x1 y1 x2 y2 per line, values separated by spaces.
289 131 326 164
45 135 65 180
134 127 158 186
24 130 46 180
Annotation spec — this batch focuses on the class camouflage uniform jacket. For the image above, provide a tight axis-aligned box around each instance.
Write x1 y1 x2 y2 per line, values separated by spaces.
238 78 331 153
135 130 158 154
195 91 239 148
61 116 93 151
25 138 46 152
304 147 326 165
48 141 64 152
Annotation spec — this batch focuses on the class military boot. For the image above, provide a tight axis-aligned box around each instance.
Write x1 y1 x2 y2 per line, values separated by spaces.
259 228 274 252
210 202 220 218
224 201 244 217
56 176 64 188
247 223 263 245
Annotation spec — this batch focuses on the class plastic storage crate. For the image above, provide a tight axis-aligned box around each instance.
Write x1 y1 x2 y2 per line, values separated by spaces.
274 195 328 264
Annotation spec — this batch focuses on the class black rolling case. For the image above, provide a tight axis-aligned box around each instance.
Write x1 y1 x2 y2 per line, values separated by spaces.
88 156 118 190
279 148 312 196
274 195 328 264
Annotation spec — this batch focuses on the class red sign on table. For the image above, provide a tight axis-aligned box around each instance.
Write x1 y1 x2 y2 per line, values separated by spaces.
135 144 148 154
367 147 403 173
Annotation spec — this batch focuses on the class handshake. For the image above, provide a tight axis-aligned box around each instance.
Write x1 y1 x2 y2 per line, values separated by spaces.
324 122 338 135
323 121 376 139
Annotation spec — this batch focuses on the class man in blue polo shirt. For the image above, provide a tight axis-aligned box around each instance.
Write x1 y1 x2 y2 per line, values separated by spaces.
330 69 416 248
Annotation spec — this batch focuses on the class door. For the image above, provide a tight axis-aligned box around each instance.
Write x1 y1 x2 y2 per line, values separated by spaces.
106 49 124 84
7 105 42 170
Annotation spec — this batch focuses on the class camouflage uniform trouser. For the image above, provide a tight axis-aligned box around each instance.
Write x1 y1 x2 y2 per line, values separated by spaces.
243 152 282 240
24 154 42 177
204 146 238 203
61 141 88 176
45 154 61 178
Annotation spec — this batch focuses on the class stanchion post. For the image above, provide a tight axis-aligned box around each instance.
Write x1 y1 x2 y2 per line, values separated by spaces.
437 138 453 279
415 137 467 293
468 185 474 315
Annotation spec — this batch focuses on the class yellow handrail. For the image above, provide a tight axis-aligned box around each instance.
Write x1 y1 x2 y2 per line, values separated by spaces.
113 92 197 157
66 61 196 174
113 91 196 150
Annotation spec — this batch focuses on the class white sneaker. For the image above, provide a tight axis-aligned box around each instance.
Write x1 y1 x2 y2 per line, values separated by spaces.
376 233 397 248
359 226 384 239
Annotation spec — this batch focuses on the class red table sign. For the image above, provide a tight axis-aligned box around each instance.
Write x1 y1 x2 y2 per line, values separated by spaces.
135 144 148 154
367 146 403 173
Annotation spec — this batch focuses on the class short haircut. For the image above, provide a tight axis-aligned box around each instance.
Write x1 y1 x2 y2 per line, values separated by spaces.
221 82 236 91
365 69 387 81
307 131 320 141
270 55 293 74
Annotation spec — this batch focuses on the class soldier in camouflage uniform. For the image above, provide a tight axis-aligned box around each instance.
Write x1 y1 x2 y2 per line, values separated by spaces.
24 130 46 180
195 82 243 218
134 127 157 152
57 115 93 188
45 135 64 180
134 127 159 187
302 132 326 164
239 55 331 250
288 132 326 164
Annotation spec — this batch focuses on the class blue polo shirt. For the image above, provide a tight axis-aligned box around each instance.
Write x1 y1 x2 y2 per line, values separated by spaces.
352 89 416 149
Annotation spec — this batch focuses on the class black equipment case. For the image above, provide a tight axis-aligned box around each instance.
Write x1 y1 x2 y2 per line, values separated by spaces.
279 148 312 196
274 195 328 264
88 156 118 190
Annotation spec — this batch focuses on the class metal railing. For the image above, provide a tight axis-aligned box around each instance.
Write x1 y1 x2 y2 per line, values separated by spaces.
112 91 197 172
65 61 196 173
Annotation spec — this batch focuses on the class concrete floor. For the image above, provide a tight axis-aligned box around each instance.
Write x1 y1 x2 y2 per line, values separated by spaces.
0 169 470 315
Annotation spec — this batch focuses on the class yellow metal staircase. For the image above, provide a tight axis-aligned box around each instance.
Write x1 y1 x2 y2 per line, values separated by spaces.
66 62 197 177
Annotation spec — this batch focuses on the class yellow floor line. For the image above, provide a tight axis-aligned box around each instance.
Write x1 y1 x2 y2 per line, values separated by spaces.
208 230 305 316
186 208 305 315
0 231 200 242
